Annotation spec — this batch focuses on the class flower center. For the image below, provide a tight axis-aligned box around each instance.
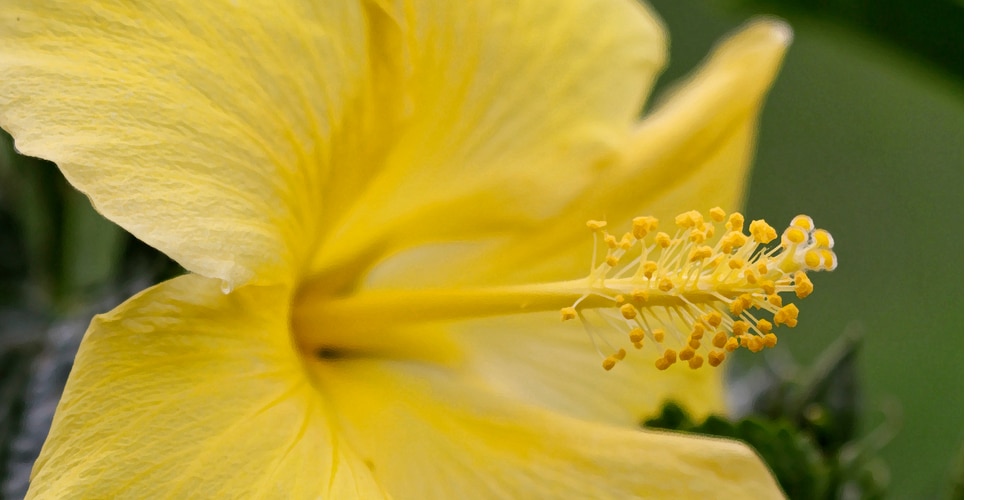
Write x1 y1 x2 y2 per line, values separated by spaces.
292 208 837 371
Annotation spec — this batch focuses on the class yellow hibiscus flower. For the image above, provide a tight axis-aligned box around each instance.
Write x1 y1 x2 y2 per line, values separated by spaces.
0 1 835 498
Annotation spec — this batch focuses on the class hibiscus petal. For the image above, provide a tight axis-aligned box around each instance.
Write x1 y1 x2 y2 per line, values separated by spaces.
450 312 727 424
314 359 784 499
27 275 385 499
363 19 793 290
305 0 667 283
0 1 369 288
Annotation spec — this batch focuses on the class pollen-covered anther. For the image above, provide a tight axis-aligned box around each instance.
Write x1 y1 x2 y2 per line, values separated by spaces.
632 216 659 239
631 289 649 304
586 220 608 231
679 347 695 361
756 319 773 334
726 212 745 232
655 232 672 248
712 331 728 348
746 336 765 353
749 219 778 244
708 350 726 367
652 328 665 342
709 206 726 222
619 303 638 320
642 261 658 279
629 328 645 343
794 271 814 299
688 355 704 369
655 349 677 370
689 245 713 262
675 210 704 229
560 307 577 321
774 303 800 327
605 255 619 267
763 333 778 348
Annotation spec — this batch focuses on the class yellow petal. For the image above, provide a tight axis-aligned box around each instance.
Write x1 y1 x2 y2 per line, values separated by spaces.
0 1 369 288
449 312 726 424
27 275 385 499
305 0 667 283
313 359 784 499
360 18 793 291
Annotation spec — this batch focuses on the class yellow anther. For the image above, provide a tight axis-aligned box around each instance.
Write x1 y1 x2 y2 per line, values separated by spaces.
655 349 677 370
655 232 672 248
586 220 608 231
605 255 620 267
708 350 726 367
812 229 834 248
709 207 726 222
767 294 783 307
632 340 644 350
654 357 674 370
743 268 758 284
732 320 750 336
791 214 814 231
657 279 673 292
652 328 665 342
631 289 649 304
794 271 814 299
726 212 745 232
706 311 723 328
728 258 745 270
619 303 638 320
712 331 728 348
721 231 748 253
763 333 778 348
679 347 695 361
804 250 822 269
749 219 778 244
613 349 627 360
629 328 645 343
631 216 659 239
705 225 716 238
560 307 577 321
774 303 800 327
604 233 618 248
746 336 764 353
602 357 617 371
675 210 704 229
691 322 706 339
642 261 658 279
756 319 773 334
614 294 626 306
782 226 808 246
619 232 636 250
761 280 776 295
689 245 713 262
689 355 704 369
688 229 707 244
729 295 751 315
725 337 740 352
688 338 701 349
757 262 769 275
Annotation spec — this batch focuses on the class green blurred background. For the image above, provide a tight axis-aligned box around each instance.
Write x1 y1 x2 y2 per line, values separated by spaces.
0 1 962 498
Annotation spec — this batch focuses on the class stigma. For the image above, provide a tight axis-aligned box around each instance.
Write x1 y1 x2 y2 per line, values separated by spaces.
562 208 837 372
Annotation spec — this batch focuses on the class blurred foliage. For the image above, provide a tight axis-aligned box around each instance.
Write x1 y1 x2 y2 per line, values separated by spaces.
725 0 962 78
647 335 893 499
